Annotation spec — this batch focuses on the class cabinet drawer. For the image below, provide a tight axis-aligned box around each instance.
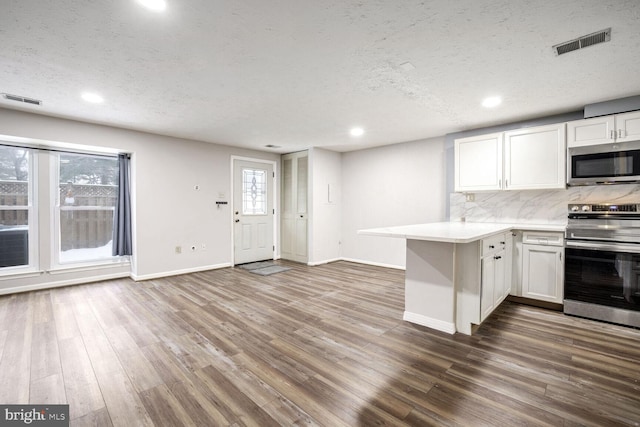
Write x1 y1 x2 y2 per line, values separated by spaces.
522 231 563 246
482 234 507 256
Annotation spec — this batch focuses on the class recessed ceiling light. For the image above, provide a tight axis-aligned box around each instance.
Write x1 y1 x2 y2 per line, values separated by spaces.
137 0 167 12
81 92 104 104
350 127 364 137
482 96 502 108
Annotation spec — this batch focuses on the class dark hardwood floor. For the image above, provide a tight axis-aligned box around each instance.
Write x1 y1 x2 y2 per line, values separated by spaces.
1 260 639 426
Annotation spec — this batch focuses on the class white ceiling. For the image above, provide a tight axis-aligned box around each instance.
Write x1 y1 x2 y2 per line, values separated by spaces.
1 0 640 153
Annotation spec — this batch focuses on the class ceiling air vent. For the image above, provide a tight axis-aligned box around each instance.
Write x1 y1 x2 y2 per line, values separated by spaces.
1 93 42 106
553 28 611 56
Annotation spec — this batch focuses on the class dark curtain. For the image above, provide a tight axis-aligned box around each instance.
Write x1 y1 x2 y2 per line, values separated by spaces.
112 153 132 256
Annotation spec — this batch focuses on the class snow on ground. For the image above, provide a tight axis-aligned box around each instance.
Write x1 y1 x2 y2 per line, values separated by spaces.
60 240 114 264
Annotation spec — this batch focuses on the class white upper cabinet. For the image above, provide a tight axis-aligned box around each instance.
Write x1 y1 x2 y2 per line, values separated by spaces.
454 132 503 192
454 123 566 192
504 123 566 190
566 115 614 148
567 110 640 148
616 110 640 143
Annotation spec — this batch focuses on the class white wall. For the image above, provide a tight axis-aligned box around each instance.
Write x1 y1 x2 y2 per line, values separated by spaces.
0 108 279 292
308 147 342 265
0 109 451 292
341 137 446 268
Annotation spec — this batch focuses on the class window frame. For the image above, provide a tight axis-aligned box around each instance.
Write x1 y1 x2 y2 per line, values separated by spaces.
50 152 122 269
0 145 38 275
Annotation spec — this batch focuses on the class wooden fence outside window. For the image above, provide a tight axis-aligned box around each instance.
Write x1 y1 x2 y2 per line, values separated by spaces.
0 180 117 250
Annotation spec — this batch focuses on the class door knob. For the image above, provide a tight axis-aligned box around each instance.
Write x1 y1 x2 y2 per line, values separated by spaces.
235 219 240 223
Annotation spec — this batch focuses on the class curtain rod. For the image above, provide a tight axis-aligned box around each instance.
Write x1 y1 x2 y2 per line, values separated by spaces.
0 142 129 159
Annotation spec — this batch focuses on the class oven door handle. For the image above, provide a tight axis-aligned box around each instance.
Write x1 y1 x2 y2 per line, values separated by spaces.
566 240 640 254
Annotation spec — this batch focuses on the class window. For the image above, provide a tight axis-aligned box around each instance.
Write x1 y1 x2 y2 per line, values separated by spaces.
0 146 33 270
56 153 119 264
242 168 267 215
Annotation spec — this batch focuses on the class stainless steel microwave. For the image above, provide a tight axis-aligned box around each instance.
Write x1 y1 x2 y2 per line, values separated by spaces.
567 140 640 186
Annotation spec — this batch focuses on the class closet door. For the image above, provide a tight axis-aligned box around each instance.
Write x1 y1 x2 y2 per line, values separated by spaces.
281 151 308 263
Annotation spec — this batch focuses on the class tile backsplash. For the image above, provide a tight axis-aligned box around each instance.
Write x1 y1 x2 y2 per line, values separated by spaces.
450 184 640 224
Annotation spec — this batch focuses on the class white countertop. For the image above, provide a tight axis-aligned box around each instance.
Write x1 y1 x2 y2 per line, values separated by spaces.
358 222 566 244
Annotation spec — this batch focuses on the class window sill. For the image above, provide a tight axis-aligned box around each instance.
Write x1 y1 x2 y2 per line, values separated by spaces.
0 269 44 281
48 257 131 275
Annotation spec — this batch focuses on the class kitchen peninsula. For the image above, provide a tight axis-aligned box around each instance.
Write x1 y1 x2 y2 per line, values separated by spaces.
359 222 565 335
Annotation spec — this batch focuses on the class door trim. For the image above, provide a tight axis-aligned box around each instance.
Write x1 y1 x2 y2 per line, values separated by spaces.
230 156 278 266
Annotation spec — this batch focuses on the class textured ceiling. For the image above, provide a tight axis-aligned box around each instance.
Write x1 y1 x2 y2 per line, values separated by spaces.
1 0 640 153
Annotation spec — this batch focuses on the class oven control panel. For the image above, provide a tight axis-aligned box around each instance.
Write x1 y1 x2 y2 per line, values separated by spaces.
568 203 640 214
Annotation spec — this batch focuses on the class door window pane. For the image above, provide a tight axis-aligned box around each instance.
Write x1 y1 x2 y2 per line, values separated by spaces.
242 168 267 215
58 153 118 263
0 146 30 268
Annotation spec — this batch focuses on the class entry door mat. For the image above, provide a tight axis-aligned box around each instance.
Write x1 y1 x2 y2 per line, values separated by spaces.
238 261 291 276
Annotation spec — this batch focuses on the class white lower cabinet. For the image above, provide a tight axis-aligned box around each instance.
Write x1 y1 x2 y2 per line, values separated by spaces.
457 231 512 334
521 232 564 304
480 234 509 321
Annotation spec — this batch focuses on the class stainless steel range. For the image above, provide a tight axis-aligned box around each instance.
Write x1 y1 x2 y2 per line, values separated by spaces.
564 203 640 328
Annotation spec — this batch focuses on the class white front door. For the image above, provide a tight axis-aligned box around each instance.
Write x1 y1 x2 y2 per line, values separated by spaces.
233 159 274 265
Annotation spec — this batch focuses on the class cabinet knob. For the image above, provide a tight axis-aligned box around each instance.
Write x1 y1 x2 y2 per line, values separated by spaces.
494 255 502 260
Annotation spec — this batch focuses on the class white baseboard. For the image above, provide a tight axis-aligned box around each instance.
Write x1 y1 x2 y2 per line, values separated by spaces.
0 258 402 295
307 257 343 266
0 272 131 296
130 263 231 281
403 311 456 334
340 257 405 270
306 257 405 269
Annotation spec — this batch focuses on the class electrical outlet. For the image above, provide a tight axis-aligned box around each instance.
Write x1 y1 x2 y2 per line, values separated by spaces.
465 193 475 202
175 246 182 254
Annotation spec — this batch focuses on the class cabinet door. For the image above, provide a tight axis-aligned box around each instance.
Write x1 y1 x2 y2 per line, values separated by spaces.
567 116 615 148
522 245 563 303
504 123 566 190
493 250 506 306
503 233 513 297
454 133 503 192
616 110 640 143
480 256 496 321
